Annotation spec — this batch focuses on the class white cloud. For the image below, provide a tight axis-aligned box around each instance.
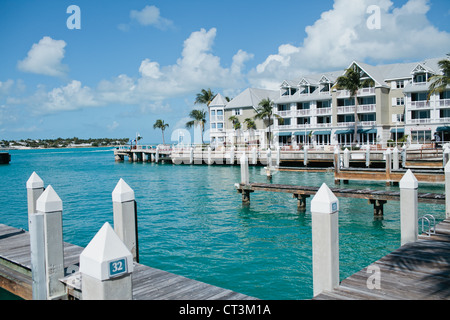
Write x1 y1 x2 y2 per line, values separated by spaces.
17 36 68 77
248 0 450 89
129 5 173 30
25 28 252 115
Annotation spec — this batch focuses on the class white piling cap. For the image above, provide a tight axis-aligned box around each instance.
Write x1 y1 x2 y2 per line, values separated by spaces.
26 172 44 189
344 148 349 153
311 183 339 214
36 185 62 213
399 169 418 189
384 148 391 155
112 178 135 203
80 222 133 281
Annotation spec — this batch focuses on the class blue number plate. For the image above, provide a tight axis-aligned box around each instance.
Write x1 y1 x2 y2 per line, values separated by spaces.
109 258 127 278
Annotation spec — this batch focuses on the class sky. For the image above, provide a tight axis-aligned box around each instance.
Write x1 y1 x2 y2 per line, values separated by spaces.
0 0 449 144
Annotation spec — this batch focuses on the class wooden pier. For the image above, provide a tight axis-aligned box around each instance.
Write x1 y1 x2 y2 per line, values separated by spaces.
0 224 256 300
236 182 445 215
313 219 450 300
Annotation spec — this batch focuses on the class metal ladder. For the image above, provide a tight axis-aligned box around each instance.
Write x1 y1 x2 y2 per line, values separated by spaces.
419 214 436 237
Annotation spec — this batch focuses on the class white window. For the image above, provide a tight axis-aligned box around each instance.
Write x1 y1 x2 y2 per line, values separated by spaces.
396 81 405 89
233 109 241 116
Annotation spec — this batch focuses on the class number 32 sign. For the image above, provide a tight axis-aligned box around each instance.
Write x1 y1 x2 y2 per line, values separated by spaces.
109 258 128 278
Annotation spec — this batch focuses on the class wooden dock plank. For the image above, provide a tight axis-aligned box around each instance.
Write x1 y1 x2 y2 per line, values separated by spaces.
0 224 257 300
314 219 450 300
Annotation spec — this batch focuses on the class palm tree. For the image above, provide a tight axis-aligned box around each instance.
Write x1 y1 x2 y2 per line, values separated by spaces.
428 54 450 101
195 88 215 106
254 98 283 148
153 119 169 145
186 109 207 144
335 65 375 145
244 118 257 145
229 115 241 145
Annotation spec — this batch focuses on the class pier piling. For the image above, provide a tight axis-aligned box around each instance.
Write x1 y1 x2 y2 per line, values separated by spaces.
79 222 134 300
36 185 66 299
311 183 339 297
26 172 46 300
112 179 139 263
400 170 419 246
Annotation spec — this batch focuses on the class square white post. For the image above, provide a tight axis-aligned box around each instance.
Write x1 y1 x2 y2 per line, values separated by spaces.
27 172 44 225
303 145 308 166
392 147 399 170
276 146 281 167
207 147 212 165
365 146 371 167
311 183 339 297
112 179 139 263
400 170 419 246
443 147 449 168
343 148 349 168
266 148 272 167
445 161 450 219
80 222 134 300
240 154 249 185
251 147 257 165
36 185 66 300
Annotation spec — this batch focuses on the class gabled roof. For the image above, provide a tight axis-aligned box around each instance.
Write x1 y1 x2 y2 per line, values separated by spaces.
225 88 278 110
209 93 228 107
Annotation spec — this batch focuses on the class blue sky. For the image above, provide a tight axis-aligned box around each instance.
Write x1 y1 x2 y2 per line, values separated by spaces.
1 0 449 143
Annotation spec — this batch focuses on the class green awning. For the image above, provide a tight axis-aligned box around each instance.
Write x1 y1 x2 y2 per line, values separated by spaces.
358 129 377 134
313 130 331 135
436 126 450 132
275 131 292 136
335 130 354 135
294 131 307 136
390 128 404 133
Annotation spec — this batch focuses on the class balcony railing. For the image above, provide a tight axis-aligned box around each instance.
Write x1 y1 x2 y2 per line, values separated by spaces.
438 99 450 108
410 101 430 109
316 107 332 115
335 87 375 97
337 104 376 114
409 118 432 124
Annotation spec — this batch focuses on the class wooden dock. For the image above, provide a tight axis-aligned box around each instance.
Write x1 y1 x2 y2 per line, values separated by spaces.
236 182 445 215
0 224 256 300
313 219 450 300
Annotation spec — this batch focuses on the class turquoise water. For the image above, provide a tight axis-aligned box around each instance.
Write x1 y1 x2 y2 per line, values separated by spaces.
0 147 446 300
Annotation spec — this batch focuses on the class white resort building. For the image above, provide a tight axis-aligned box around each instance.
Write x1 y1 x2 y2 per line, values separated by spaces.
208 57 450 149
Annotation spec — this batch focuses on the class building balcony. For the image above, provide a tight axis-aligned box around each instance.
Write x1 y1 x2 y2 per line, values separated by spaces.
437 99 450 108
410 101 431 109
337 104 376 114
437 117 450 123
409 118 432 124
335 87 375 97
315 107 332 115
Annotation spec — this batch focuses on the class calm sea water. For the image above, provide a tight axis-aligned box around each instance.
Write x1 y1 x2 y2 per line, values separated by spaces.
0 147 446 300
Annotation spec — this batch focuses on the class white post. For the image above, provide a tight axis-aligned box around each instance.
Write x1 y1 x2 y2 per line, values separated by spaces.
365 146 370 167
229 146 235 165
207 147 212 165
445 160 450 219
399 170 419 246
27 172 44 226
240 154 249 185
112 179 138 263
385 148 392 172
311 183 339 297
276 146 281 167
303 145 308 166
80 222 134 300
251 147 257 165
36 185 66 300
155 146 160 163
402 145 407 168
343 148 349 168
444 147 450 168
27 172 46 300
266 148 272 167
392 147 399 170
189 147 194 164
